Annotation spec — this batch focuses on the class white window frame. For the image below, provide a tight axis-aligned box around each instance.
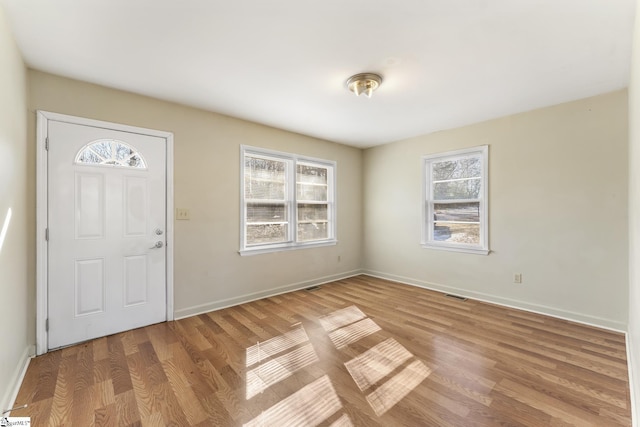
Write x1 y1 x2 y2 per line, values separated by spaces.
422 145 489 255
240 145 337 255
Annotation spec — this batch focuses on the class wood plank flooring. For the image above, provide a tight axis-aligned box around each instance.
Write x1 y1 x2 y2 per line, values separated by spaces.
12 275 631 426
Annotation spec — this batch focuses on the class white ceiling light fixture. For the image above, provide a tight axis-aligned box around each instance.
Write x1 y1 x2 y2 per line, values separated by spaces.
346 73 383 98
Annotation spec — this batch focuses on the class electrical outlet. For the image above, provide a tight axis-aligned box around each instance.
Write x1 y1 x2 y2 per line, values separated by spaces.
513 273 522 284
176 208 190 220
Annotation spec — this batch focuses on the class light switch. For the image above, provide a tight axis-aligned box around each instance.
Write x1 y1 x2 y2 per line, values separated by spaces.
176 208 190 220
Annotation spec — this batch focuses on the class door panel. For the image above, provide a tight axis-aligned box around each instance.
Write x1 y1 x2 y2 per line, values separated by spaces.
48 120 167 349
74 258 105 316
124 176 148 236
75 172 104 239
124 255 148 306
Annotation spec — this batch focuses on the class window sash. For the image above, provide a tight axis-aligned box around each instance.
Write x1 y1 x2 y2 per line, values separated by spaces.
296 162 330 243
297 201 330 242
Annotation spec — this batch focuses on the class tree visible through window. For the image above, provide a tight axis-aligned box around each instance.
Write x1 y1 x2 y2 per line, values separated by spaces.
423 146 489 254
241 146 336 254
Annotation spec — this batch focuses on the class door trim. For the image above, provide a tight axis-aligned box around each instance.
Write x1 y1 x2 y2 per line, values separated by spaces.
36 110 175 355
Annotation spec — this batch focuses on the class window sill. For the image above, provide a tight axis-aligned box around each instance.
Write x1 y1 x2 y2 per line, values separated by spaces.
421 242 490 255
239 240 337 256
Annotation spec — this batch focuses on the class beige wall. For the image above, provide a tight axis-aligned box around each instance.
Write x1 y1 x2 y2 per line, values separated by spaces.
628 0 640 421
0 6 30 413
363 91 629 330
28 70 363 318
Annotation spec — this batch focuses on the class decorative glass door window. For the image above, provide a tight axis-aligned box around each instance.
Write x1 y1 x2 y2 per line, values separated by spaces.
75 139 147 169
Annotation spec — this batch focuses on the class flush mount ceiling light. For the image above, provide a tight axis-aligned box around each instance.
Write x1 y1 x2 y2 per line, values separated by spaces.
346 73 383 98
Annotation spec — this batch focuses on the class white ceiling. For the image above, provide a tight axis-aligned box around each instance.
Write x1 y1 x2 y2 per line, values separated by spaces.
1 0 636 148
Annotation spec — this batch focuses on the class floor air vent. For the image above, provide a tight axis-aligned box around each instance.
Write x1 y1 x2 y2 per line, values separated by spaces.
305 285 321 291
444 294 468 302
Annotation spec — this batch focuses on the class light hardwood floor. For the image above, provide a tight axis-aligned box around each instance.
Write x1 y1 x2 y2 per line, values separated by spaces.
12 275 631 426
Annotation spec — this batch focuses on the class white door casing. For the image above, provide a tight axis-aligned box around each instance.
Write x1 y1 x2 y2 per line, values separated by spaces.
36 111 174 354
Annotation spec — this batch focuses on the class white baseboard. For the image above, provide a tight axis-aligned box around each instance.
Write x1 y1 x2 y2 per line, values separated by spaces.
362 270 627 332
1 344 34 416
174 270 363 320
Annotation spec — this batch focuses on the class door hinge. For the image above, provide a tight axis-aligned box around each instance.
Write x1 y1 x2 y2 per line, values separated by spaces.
45 228 49 241
45 137 49 151
45 318 49 332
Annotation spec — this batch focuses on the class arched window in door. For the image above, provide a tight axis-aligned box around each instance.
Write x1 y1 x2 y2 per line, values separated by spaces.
75 139 147 169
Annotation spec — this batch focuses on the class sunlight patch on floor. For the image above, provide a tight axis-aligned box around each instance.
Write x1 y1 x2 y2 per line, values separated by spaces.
246 324 309 367
319 305 367 332
344 338 413 391
328 318 381 349
244 375 344 427
246 343 319 399
365 360 431 416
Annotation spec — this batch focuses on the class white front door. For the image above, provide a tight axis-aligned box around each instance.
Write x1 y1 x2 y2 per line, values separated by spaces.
47 119 168 349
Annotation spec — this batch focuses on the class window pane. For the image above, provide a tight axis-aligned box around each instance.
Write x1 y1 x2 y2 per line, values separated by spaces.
297 165 328 184
247 203 287 222
433 157 481 181
433 222 480 244
247 224 287 244
115 143 135 161
434 202 480 222
78 148 102 164
433 178 481 200
91 140 112 159
297 164 328 202
297 184 327 201
298 204 328 221
245 180 286 200
128 154 145 168
298 222 328 241
245 157 286 180
245 156 286 200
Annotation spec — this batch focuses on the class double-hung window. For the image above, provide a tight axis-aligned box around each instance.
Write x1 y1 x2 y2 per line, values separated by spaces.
422 145 489 255
240 146 336 254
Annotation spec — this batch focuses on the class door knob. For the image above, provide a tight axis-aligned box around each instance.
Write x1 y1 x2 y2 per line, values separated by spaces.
150 241 164 249
155 228 164 235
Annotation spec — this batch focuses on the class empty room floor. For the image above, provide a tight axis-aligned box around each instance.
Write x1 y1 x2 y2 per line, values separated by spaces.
11 275 631 426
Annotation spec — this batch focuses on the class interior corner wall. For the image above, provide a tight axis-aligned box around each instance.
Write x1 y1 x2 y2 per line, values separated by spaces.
363 90 629 331
27 70 363 319
0 6 30 413
628 0 640 423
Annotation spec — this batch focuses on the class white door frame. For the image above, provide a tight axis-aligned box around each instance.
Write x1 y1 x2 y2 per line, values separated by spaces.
36 110 175 355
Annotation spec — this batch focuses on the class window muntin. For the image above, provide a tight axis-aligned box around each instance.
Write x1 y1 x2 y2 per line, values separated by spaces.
423 146 488 254
241 146 336 254
75 139 147 169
